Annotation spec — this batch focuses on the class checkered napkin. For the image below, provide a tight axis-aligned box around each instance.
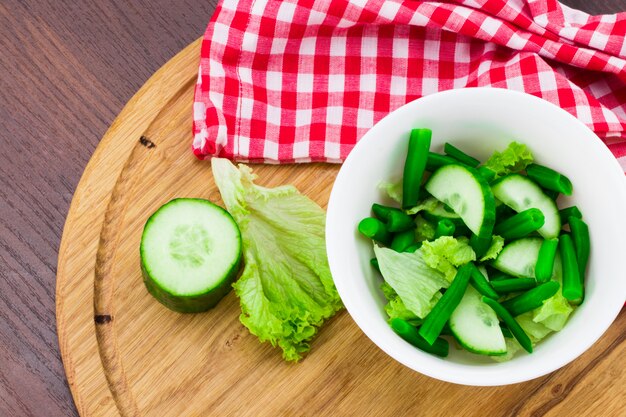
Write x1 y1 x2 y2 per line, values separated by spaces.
192 0 626 170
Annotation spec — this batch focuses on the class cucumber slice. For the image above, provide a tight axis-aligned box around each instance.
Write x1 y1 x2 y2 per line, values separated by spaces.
140 198 242 313
492 237 542 278
424 164 496 238
492 237 562 281
449 286 507 356
491 174 561 239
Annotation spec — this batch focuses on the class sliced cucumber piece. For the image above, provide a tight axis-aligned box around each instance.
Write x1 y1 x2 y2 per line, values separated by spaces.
492 237 562 282
492 237 542 278
424 164 496 238
449 286 507 356
140 198 242 313
491 174 561 239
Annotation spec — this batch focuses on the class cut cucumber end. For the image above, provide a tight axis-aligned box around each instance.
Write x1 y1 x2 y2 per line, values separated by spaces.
140 198 242 313
141 261 240 313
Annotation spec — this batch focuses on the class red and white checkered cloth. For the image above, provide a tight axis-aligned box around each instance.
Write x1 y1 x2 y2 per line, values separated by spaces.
192 0 626 171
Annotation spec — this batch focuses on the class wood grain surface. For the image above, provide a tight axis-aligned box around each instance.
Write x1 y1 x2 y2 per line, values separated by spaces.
1 1 624 416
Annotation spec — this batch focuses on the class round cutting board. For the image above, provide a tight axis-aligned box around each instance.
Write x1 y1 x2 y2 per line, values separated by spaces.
56 38 626 417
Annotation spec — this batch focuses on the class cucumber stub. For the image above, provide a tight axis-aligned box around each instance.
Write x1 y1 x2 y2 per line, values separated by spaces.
140 198 242 313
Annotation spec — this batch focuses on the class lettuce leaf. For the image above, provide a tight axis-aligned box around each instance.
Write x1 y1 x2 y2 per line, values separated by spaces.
491 287 574 362
380 281 397 300
483 141 533 179
491 338 523 363
415 215 436 242
420 236 476 281
211 158 342 362
378 179 403 203
480 235 505 262
490 313 547 363
492 312 550 363
405 197 439 215
531 262 574 331
531 257 573 332
374 245 448 318
533 293 574 331
516 312 553 341
380 283 422 326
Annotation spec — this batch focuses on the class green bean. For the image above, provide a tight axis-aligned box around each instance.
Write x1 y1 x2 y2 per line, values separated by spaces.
434 219 456 238
569 217 590 275
493 208 545 240
391 229 416 252
491 278 537 294
387 210 415 232
370 258 380 272
390 318 449 357
440 321 453 336
535 238 559 283
470 234 492 259
559 206 582 225
419 264 472 345
444 142 480 167
501 281 560 316
478 166 497 182
421 211 464 228
358 217 391 245
499 323 513 338
482 297 533 353
372 203 416 234
372 203 399 222
489 271 514 281
544 189 560 201
569 217 589 305
469 264 499 299
402 129 432 209
559 234 583 302
526 163 573 196
404 243 422 253
426 152 461 171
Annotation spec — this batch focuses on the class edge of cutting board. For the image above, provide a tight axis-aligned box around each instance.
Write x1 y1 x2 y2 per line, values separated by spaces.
56 38 204 416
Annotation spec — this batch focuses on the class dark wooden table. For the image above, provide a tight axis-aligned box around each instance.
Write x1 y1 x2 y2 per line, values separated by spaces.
0 1 623 416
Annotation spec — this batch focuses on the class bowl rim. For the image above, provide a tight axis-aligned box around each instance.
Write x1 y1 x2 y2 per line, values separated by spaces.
326 87 626 386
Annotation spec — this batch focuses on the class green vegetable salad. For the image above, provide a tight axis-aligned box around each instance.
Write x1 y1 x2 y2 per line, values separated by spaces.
358 129 589 360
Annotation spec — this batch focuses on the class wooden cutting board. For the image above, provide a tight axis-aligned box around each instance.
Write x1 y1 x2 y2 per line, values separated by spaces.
56 38 626 417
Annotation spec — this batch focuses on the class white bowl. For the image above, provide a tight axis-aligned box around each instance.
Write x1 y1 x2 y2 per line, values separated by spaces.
326 87 626 386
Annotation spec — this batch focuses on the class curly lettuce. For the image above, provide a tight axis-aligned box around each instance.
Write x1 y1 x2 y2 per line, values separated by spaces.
483 141 533 179
480 235 505 262
415 215 436 242
420 236 476 281
380 282 422 326
378 179 403 203
405 197 439 215
211 158 342 362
